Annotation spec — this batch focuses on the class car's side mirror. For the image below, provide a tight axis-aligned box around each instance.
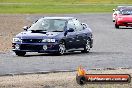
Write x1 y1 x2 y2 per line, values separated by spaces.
67 28 74 32
23 26 28 31
82 23 88 29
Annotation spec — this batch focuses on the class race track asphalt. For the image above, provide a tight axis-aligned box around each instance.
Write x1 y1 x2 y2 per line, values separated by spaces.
0 13 132 75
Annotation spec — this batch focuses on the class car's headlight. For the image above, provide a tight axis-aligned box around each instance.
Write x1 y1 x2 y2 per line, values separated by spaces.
42 39 55 43
12 38 22 43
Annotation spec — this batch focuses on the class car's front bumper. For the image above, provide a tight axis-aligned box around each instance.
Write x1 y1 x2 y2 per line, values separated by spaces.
12 42 60 53
117 20 132 26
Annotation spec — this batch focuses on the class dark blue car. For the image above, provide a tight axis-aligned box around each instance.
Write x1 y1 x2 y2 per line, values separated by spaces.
12 17 93 56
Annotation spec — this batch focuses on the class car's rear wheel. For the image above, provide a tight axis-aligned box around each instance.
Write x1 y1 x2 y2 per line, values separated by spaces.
56 41 66 55
81 39 90 53
15 51 26 56
115 24 119 29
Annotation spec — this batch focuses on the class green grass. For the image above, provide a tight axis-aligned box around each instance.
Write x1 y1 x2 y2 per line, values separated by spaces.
0 0 132 4
0 0 131 13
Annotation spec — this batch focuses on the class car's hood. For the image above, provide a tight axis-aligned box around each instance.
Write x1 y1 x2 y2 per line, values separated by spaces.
16 31 62 39
119 15 132 20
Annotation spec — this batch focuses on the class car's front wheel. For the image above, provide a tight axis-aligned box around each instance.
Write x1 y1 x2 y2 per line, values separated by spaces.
81 39 91 53
115 24 119 29
15 51 26 56
56 41 66 55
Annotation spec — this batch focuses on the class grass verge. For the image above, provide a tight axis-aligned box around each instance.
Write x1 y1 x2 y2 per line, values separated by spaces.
0 0 132 13
0 4 118 14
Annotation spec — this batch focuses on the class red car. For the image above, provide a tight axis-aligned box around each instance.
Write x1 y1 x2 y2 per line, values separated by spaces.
115 7 132 29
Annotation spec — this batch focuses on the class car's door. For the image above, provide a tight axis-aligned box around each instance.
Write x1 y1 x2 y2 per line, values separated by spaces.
65 20 77 49
73 19 85 48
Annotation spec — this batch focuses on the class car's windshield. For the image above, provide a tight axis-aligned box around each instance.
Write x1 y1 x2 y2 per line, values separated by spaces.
117 7 125 11
120 9 132 15
28 18 67 32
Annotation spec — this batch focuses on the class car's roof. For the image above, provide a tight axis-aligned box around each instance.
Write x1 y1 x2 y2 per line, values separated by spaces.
117 6 132 8
43 17 75 20
117 6 132 10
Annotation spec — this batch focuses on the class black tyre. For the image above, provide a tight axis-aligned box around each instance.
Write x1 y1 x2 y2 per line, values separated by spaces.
15 51 26 56
56 41 66 55
81 39 90 53
115 24 119 29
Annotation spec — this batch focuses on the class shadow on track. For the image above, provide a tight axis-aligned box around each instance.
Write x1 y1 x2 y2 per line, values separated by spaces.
117 27 132 29
19 51 123 57
23 52 84 57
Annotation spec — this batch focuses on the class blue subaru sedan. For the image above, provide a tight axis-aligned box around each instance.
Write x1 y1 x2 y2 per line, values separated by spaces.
12 17 93 56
